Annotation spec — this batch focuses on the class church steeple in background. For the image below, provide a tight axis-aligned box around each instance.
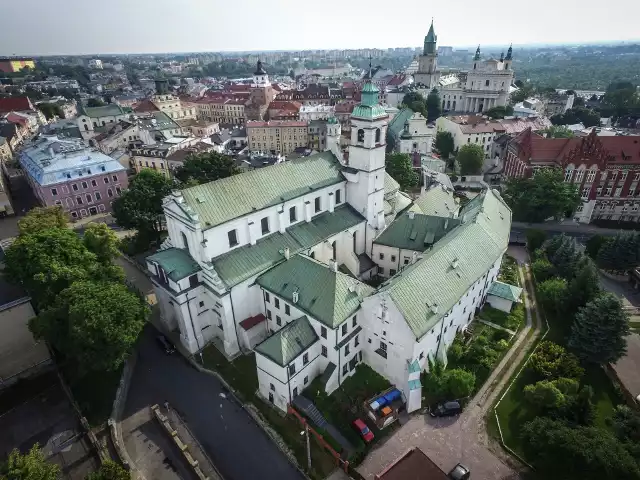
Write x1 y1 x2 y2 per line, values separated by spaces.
423 19 437 56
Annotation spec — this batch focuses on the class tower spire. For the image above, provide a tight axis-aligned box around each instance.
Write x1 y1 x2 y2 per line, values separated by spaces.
474 45 481 61
423 19 437 55
505 43 513 60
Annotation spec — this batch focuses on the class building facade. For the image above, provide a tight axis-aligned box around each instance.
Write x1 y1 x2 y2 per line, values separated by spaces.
412 21 514 114
504 129 640 223
145 76 512 414
19 135 128 218
247 121 309 154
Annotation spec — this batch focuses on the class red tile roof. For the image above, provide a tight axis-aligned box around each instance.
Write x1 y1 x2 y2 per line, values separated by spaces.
387 74 407 86
268 101 302 112
133 99 159 113
239 314 266 330
227 83 251 92
599 136 640 164
4 112 28 126
0 97 34 114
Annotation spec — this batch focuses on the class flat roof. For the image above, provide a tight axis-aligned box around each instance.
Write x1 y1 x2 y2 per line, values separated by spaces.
375 448 449 480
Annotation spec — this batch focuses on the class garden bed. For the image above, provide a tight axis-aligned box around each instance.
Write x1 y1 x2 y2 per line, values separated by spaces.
498 255 520 286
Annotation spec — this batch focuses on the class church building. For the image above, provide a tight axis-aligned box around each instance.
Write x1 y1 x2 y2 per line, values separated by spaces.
146 72 513 413
412 21 515 114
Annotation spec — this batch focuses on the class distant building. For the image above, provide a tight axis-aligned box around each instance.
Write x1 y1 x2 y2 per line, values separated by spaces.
544 93 574 117
88 59 103 69
247 120 309 154
299 105 335 122
396 111 435 156
176 118 220 138
505 129 640 223
76 103 130 139
0 57 35 73
18 135 128 218
0 97 46 125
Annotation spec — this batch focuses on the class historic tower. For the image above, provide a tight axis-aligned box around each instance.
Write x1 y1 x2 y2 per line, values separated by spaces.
345 68 389 252
414 20 441 90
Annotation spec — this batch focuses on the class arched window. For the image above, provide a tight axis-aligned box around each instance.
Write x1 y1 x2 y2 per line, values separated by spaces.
181 232 190 254
357 129 364 143
452 100 457 110
375 128 381 144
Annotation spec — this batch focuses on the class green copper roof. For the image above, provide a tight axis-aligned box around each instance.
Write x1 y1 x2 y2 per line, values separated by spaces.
423 21 437 55
257 255 373 328
147 247 200 281
351 104 388 121
211 205 365 288
488 280 522 303
384 172 400 197
180 152 343 228
379 189 512 339
412 185 458 217
387 108 413 139
374 212 460 251
254 316 318 367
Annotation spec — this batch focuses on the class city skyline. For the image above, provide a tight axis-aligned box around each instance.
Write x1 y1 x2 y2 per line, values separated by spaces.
1 0 639 56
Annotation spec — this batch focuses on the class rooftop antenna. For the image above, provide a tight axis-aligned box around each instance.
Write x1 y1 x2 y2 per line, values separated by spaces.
368 54 373 80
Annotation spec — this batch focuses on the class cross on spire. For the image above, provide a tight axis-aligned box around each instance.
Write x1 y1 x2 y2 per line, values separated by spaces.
368 54 373 79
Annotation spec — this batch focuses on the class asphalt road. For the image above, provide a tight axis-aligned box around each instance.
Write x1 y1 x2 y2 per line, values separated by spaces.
123 326 305 480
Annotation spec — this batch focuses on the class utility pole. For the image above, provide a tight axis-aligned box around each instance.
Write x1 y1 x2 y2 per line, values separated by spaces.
301 422 311 471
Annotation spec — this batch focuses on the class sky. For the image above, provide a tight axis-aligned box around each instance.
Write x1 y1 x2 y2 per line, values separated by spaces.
2 0 639 56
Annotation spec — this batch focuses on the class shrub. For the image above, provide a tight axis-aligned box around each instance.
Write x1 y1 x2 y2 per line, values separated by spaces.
529 341 584 381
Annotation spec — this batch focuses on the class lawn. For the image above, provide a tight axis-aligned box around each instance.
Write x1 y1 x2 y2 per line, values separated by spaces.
200 344 337 479
304 364 392 462
478 304 525 332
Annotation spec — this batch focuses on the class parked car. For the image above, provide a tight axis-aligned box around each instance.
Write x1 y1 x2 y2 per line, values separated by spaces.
352 418 374 443
430 400 462 417
156 334 176 354
448 463 470 480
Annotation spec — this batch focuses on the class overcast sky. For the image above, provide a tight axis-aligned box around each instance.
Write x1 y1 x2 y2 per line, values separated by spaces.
2 0 639 56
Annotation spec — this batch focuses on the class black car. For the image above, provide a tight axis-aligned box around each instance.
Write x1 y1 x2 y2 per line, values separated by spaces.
430 400 462 417
448 463 470 480
156 334 176 354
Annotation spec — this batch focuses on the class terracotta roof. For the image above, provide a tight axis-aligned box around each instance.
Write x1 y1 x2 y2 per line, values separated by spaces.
375 448 449 480
530 137 580 162
271 83 283 92
4 112 28 126
247 120 307 128
268 101 302 112
0 97 33 114
335 102 356 113
239 314 266 331
599 136 640 164
227 84 251 92
387 74 407 86
133 99 159 113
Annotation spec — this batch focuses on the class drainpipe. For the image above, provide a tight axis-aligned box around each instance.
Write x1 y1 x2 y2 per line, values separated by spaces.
185 293 202 363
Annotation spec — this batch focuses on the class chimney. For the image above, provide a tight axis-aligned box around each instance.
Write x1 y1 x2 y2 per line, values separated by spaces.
408 210 415 220
284 247 290 260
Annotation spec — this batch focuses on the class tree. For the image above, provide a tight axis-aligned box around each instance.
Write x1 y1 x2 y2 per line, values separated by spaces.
585 234 607 259
569 293 629 364
4 228 104 308
17 206 67 235
434 131 455 159
531 258 555 282
597 232 640 273
537 277 569 316
86 98 105 107
543 125 575 138
401 91 427 118
530 341 584 381
425 88 441 122
549 236 581 279
112 170 173 242
610 405 640 444
456 144 484 175
385 153 418 191
526 229 547 252
83 222 120 264
440 368 475 399
174 152 240 186
524 380 566 409
521 417 640 480
502 168 582 222
85 461 130 480
485 105 514 119
0 444 60 480
37 102 63 120
567 260 601 313
602 81 640 119
30 281 148 375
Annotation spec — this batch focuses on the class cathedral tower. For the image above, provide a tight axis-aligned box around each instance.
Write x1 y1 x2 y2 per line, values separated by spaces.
413 20 440 89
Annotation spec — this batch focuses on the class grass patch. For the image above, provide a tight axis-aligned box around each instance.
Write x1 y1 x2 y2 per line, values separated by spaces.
65 365 123 426
200 344 337 479
479 304 525 332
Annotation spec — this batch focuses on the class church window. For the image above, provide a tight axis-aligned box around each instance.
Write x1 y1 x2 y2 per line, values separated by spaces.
335 189 342 204
357 129 364 143
485 80 490 87
181 232 189 253
375 128 381 144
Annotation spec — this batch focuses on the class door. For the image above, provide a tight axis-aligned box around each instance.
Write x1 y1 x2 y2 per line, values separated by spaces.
89 206 98 215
